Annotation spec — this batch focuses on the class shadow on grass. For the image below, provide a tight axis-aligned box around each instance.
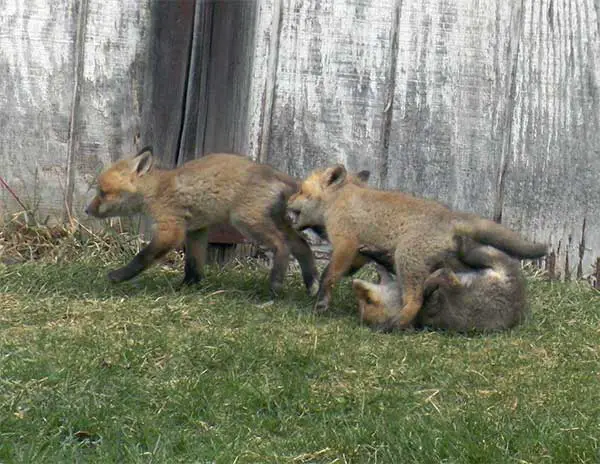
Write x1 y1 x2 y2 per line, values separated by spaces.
0 259 317 307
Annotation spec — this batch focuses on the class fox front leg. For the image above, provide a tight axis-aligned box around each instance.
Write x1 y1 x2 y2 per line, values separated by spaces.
373 250 429 331
315 238 359 313
182 228 209 286
108 222 185 283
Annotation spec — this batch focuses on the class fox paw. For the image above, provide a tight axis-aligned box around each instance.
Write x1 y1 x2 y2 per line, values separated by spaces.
180 274 202 288
432 268 461 287
107 268 127 283
307 280 320 297
313 298 330 313
269 281 284 298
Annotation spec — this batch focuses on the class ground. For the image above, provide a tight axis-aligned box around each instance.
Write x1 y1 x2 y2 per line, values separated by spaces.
1 228 600 463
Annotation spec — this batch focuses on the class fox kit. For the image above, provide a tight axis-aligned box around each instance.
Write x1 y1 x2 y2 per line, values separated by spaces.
298 169 373 277
352 241 528 332
287 164 547 330
85 147 319 295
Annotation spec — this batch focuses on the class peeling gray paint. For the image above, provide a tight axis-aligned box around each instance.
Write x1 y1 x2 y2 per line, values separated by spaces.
0 0 150 220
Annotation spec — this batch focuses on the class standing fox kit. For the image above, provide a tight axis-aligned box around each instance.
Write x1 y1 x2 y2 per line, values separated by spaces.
287 164 547 330
353 242 528 332
85 147 319 295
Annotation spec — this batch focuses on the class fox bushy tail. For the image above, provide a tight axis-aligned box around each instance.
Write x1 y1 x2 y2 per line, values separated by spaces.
454 216 547 260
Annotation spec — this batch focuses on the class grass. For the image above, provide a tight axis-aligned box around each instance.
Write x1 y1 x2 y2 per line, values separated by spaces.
1 228 600 462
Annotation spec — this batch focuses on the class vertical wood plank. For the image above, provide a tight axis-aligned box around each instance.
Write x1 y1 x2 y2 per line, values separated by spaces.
64 0 88 220
387 0 515 218
200 0 259 156
501 0 600 278
140 0 195 167
69 0 152 218
177 0 213 164
266 0 397 181
0 0 77 220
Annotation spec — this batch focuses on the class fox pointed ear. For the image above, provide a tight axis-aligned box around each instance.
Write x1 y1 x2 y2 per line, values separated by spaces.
323 164 347 188
356 170 370 183
131 147 154 176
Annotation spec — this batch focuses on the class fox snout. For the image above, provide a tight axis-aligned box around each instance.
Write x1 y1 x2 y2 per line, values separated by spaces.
84 194 122 218
85 196 101 217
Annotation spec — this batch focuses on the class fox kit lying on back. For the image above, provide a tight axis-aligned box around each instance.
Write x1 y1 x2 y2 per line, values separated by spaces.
85 147 319 295
352 240 528 332
287 164 547 330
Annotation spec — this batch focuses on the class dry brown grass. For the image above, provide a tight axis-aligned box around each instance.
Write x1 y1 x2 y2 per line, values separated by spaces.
0 213 153 266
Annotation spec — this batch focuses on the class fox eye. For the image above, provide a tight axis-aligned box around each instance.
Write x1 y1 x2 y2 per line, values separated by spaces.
365 296 374 305
98 189 106 198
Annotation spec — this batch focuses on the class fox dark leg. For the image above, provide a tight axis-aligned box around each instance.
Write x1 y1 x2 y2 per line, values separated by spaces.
182 228 209 286
278 221 320 296
457 237 514 271
233 217 290 297
108 222 186 283
423 268 462 295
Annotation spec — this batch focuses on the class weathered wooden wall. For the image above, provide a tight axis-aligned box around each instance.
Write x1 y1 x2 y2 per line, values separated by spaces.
253 0 600 280
1 0 599 279
0 0 152 222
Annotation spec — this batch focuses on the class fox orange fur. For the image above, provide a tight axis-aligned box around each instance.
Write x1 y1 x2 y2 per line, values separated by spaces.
287 164 547 330
86 147 319 295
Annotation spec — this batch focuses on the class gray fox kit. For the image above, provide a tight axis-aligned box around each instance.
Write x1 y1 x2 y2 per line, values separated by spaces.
353 241 528 332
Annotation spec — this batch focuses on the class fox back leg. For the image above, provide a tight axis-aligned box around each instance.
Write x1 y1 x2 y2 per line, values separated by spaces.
182 228 209 286
457 237 518 272
318 252 371 294
377 250 430 331
277 220 320 296
232 214 291 296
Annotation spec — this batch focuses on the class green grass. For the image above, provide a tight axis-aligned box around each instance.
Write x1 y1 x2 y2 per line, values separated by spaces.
1 255 600 463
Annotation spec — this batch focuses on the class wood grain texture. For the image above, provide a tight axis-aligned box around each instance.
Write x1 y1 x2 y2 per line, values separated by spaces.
387 0 516 218
141 0 194 166
500 0 600 279
266 0 397 181
0 0 77 219
70 0 152 218
1 0 599 277
248 0 282 163
0 0 152 220
199 0 258 157
177 0 259 163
